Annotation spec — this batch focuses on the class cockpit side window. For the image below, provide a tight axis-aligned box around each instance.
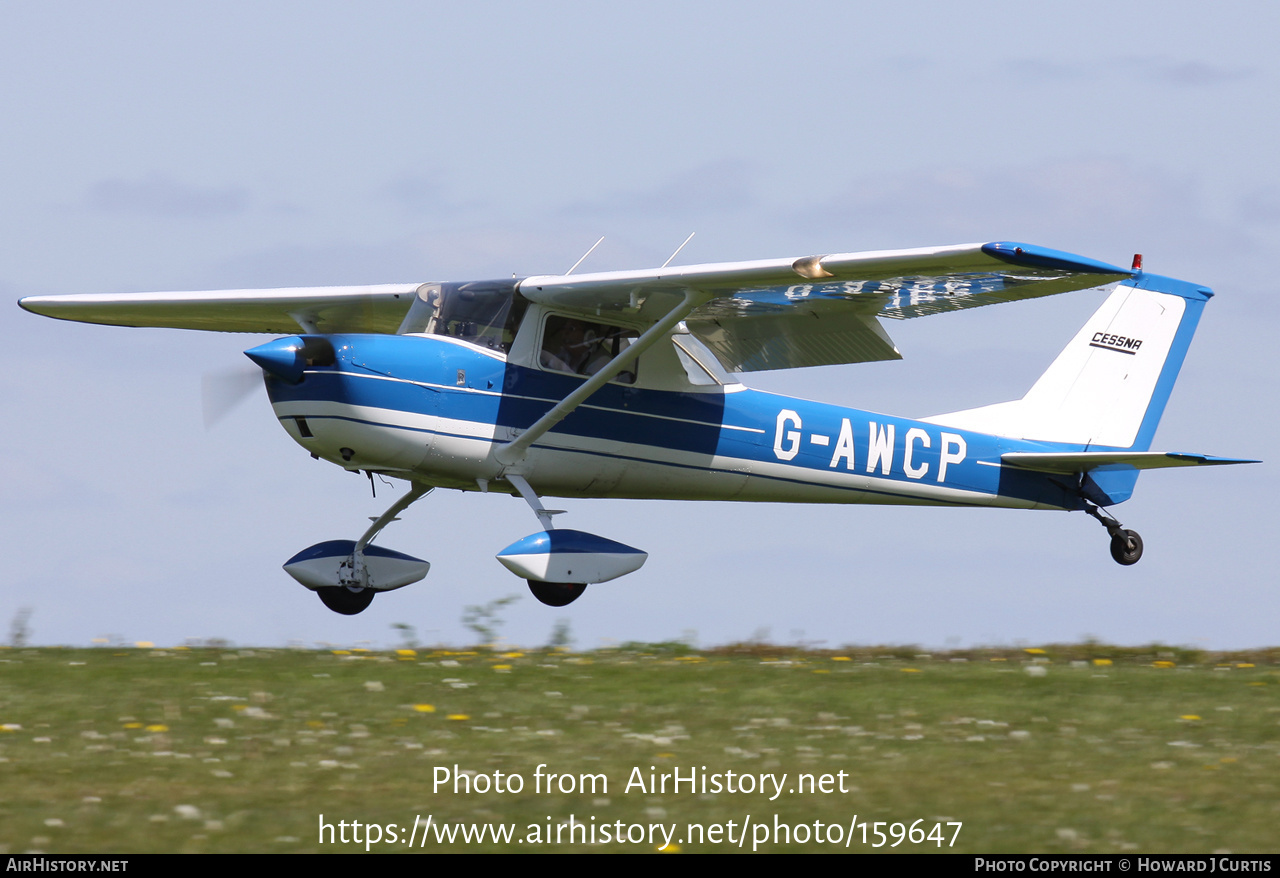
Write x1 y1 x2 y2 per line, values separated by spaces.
539 315 639 384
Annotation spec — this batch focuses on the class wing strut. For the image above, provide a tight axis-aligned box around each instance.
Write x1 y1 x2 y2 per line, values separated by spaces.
494 289 705 465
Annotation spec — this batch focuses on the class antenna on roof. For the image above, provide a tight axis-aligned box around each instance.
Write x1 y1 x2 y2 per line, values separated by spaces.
565 236 605 275
660 232 696 269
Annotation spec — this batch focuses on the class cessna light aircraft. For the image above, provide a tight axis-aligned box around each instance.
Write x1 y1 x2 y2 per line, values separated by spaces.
19 241 1255 614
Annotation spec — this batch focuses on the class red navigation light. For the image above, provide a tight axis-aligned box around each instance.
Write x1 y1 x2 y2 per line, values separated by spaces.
1131 253 1143 271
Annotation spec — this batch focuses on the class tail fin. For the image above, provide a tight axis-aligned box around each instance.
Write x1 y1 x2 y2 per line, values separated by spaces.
925 273 1213 452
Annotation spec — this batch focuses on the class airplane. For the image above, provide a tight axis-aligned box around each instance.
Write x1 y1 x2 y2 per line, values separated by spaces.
18 240 1257 615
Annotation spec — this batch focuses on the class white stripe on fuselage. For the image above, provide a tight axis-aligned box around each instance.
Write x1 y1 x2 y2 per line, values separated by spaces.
272 398 1043 509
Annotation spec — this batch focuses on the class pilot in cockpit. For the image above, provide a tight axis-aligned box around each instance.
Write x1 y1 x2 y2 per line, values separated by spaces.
542 318 601 375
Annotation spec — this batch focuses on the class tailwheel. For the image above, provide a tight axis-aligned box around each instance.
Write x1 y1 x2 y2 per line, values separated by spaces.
1086 503 1144 567
527 580 587 607
317 587 376 615
1109 529 1143 566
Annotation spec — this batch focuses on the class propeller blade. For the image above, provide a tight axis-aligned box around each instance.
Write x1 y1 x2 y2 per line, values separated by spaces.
202 364 263 429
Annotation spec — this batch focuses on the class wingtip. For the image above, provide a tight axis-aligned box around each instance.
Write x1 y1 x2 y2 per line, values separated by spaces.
17 296 52 317
982 242 1134 276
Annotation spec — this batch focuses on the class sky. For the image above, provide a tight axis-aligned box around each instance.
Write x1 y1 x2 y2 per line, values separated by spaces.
4 1 1278 651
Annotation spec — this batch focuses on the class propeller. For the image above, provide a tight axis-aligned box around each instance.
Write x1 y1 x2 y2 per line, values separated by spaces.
205 336 336 428
201 363 264 429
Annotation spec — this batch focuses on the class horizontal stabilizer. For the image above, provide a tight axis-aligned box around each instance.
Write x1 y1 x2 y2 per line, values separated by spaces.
1001 451 1260 474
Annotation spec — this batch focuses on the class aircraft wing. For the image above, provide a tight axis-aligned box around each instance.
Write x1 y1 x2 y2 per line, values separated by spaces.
18 242 1131 373
17 283 423 334
519 242 1133 372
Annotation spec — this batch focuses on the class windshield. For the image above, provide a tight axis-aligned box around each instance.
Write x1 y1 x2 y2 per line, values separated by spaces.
426 279 528 353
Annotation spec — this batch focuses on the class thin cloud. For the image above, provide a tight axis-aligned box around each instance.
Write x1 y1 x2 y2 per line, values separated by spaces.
199 227 587 288
1239 187 1280 225
1002 56 1254 88
1003 59 1087 82
786 158 1245 280
793 158 1183 237
1139 59 1255 87
201 240 429 288
380 174 448 212
562 160 758 219
86 175 250 219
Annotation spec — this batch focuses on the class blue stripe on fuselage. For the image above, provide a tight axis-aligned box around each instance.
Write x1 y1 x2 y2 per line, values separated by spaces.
263 333 1084 509
717 390 1079 508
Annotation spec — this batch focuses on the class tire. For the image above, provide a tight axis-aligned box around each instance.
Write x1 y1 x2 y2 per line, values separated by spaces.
527 580 587 607
317 587 376 615
1109 530 1143 566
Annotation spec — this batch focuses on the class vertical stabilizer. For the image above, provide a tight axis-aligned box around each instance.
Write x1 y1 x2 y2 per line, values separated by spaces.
925 274 1212 452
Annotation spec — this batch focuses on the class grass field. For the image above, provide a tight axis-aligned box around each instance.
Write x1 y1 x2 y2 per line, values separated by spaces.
0 643 1276 853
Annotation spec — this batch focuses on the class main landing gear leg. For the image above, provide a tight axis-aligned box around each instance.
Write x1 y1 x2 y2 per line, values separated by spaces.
1085 502 1143 566
317 482 433 614
505 473 564 531
505 474 587 607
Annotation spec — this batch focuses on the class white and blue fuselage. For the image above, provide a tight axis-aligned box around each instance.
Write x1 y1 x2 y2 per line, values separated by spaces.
264 341 1073 510
258 270 1220 524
